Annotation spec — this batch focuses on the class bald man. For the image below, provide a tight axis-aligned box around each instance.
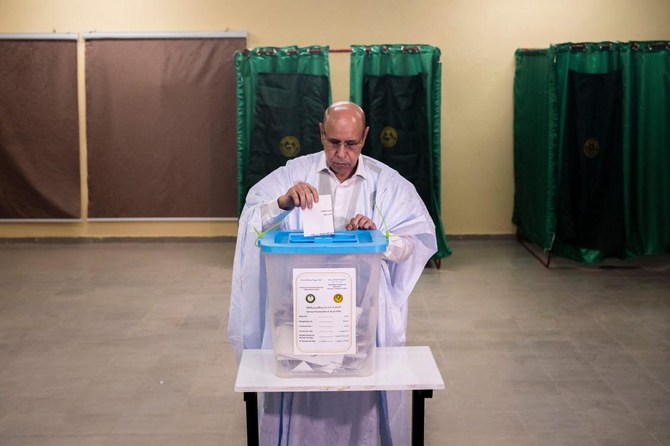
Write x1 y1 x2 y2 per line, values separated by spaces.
229 102 437 445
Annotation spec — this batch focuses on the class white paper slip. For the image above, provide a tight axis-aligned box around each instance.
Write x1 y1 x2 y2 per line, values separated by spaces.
302 194 334 236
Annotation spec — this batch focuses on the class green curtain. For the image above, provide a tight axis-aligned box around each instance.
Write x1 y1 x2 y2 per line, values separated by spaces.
235 46 331 212
350 44 451 259
552 43 624 262
513 42 670 263
556 69 625 257
512 49 558 250
621 42 670 257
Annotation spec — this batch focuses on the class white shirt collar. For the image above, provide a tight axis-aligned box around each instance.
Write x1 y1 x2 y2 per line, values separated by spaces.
317 152 367 182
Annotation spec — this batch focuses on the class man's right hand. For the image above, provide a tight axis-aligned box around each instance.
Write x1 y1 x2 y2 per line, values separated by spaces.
277 182 319 211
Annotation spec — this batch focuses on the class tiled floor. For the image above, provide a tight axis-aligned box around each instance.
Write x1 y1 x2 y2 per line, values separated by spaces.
0 239 668 445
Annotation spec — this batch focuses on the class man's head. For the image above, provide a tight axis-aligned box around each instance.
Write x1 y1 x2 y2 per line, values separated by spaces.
320 101 369 182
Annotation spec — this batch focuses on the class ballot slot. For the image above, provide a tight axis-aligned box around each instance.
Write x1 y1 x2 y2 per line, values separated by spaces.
259 229 388 377
287 233 359 244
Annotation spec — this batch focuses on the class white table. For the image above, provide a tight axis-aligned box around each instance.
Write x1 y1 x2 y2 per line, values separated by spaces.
235 346 445 445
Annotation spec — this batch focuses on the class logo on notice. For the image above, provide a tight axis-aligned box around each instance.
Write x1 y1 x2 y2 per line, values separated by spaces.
305 294 316 304
333 294 343 303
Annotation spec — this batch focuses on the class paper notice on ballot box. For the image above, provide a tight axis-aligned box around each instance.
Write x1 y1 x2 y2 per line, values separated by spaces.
293 268 356 355
302 194 334 236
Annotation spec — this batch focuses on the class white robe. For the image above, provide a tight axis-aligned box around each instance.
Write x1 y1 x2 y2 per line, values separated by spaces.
229 152 437 445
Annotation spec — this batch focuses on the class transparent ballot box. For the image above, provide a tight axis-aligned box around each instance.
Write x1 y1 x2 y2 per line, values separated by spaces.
259 230 388 377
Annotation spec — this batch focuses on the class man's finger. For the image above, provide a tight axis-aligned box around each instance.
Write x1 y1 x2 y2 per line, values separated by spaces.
289 189 301 208
306 184 319 203
304 188 313 209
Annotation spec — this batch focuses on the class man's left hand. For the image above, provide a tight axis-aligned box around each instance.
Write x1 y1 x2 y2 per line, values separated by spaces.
346 214 377 230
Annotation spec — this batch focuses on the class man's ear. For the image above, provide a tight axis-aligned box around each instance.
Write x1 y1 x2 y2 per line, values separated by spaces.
362 126 370 144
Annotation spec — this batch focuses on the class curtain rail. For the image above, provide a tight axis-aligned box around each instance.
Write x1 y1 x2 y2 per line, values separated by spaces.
242 47 426 55
83 31 247 40
0 33 78 40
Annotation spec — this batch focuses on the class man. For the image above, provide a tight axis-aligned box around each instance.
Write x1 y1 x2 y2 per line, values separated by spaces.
229 101 437 445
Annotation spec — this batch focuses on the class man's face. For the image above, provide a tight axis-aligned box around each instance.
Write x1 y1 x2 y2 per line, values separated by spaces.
321 117 368 182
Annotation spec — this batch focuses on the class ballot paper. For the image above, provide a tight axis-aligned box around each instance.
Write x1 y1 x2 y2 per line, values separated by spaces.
302 194 334 236
275 324 345 370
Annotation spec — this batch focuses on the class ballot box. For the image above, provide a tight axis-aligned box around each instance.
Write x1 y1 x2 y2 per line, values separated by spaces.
259 230 388 377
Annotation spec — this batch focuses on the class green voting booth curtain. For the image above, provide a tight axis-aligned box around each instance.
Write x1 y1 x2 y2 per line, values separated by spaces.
350 45 451 259
623 42 670 257
235 46 331 212
553 43 625 262
512 49 558 250
513 42 670 263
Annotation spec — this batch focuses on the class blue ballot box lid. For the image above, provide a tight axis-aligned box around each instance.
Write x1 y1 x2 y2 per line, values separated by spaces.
259 230 388 254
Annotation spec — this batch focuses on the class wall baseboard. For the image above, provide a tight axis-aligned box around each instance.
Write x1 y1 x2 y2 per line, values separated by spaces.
1 234 517 244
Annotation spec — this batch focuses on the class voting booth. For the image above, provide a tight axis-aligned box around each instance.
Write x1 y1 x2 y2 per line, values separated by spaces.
259 230 388 377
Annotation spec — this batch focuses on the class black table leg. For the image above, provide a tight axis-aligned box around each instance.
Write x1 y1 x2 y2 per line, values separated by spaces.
412 389 433 446
243 392 259 446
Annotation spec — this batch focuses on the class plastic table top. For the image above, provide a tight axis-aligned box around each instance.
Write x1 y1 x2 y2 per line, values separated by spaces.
234 345 445 393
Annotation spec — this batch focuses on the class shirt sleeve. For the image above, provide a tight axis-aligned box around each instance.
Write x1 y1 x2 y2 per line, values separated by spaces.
261 199 291 231
382 233 415 263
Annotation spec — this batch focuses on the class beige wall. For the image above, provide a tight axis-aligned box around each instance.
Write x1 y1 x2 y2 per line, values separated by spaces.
1 0 669 238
